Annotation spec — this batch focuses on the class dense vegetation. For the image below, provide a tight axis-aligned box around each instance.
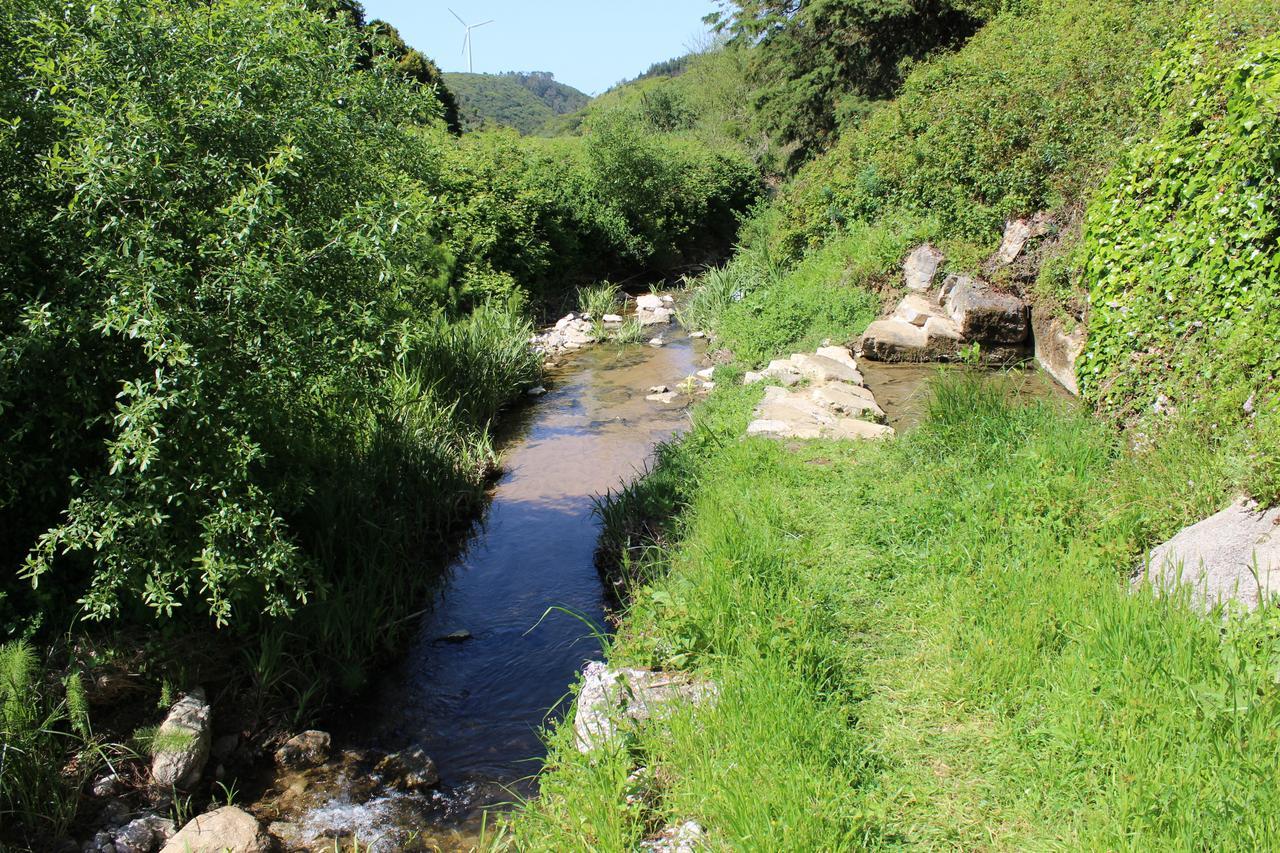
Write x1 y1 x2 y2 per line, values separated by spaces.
0 0 757 845
445 71 590 134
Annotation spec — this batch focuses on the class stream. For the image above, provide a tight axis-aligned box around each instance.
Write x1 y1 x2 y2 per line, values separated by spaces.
249 329 1067 851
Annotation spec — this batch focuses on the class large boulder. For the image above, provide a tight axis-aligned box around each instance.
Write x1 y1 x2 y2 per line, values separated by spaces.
859 319 962 363
903 243 945 292
941 276 1029 344
574 661 717 752
161 807 271 853
789 353 863 385
150 688 211 790
1031 309 1086 395
1140 498 1280 614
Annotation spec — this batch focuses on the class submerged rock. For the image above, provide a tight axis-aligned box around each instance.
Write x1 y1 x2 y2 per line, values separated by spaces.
275 730 331 771
161 807 270 853
150 688 211 790
1140 498 1280 614
374 746 440 792
574 661 717 753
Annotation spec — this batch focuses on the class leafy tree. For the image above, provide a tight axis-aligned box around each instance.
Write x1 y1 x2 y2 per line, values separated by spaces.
709 0 996 163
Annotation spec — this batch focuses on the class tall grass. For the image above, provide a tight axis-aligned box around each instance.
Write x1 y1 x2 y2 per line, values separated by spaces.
509 373 1280 848
576 283 621 320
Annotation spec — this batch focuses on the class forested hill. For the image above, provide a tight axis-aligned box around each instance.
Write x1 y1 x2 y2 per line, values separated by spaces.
444 71 590 134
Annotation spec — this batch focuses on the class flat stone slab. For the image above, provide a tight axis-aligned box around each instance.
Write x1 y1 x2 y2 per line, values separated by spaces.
894 293 948 328
574 662 717 752
860 318 962 362
790 353 864 385
815 345 859 371
810 382 885 421
1032 309 1085 395
1139 498 1280 613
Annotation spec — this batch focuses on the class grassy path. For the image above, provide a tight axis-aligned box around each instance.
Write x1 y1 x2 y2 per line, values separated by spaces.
509 374 1280 850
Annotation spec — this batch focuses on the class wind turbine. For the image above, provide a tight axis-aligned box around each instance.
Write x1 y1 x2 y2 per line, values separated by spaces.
450 8 494 74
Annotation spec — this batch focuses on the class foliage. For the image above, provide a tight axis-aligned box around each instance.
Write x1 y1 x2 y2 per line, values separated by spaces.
1080 23 1280 420
773 0 1195 254
709 0 995 163
576 283 620 319
366 19 462 132
445 72 589 135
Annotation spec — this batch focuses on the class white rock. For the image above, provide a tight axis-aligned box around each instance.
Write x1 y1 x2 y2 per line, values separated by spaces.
810 382 885 420
150 688 211 790
904 243 946 292
661 294 675 304
161 807 270 853
528 385 547 397
602 313 624 324
574 661 717 752
649 385 670 394
646 391 681 404
996 212 1052 265
635 294 664 311
649 337 665 347
641 820 706 852
893 293 947 328
554 313 576 331
743 371 765 385
689 331 706 339
789 353 864 385
814 345 858 372
1139 498 1280 614
696 368 715 380
639 306 674 326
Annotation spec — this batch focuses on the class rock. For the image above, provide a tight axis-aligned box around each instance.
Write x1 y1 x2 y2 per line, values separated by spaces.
574 661 717 752
635 294 664 311
941 276 1029 344
743 371 765 385
554 313 576 331
995 212 1052 265
91 773 125 799
893 293 947 328
649 385 670 394
747 418 819 439
646 391 681 404
924 315 964 342
99 799 130 827
438 629 472 642
161 807 270 853
827 418 895 441
639 307 674 326
113 817 175 853
660 294 675 304
274 730 330 771
1139 498 1280 614
374 747 439 792
810 382 885 421
602 313 624 324
649 337 665 347
1032 309 1085 395
761 359 803 386
701 382 715 391
527 385 547 397
790 353 864 385
689 331 706 339
903 243 946 292
641 821 706 852
696 367 715 380
859 319 961 363
150 688 211 790
814 345 859 372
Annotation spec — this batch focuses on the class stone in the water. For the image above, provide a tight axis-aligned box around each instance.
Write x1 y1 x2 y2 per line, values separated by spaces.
646 391 681 404
150 688 211 790
275 730 331 771
689 331 706 338
903 243 946 292
574 661 717 753
649 385 670 394
1139 498 1280 614
374 747 439 792
941 276 1029 344
161 807 270 853
641 820 706 852
527 385 547 397
602 313 624 324
860 319 960 363
1031 308 1085 395
649 337 665 347
438 629 472 643
635 294 664 311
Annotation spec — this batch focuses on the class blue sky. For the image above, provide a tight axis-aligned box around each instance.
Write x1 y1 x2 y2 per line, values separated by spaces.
359 1 720 95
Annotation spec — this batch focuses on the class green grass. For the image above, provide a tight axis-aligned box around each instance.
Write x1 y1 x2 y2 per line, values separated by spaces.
508 373 1280 849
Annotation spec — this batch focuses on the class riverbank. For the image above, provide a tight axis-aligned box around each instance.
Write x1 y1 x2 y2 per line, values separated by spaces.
510 371 1280 848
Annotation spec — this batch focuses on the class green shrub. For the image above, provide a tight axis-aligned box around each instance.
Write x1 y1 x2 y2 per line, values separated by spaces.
1080 24 1280 419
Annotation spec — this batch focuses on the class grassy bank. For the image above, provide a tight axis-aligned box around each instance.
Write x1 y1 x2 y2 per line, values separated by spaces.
511 374 1280 848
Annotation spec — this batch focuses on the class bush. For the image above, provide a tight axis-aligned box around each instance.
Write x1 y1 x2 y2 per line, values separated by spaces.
1080 23 1280 419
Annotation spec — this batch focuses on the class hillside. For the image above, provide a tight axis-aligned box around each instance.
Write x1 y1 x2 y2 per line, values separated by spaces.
444 71 590 134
